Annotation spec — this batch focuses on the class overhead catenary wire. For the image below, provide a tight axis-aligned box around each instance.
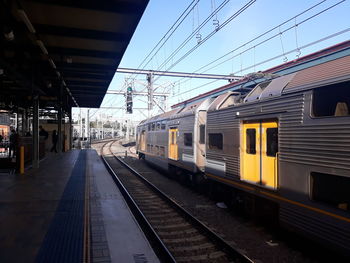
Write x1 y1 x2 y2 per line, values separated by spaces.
155 0 232 72
128 0 201 80
159 0 256 76
168 0 343 96
173 27 350 99
200 0 346 73
174 0 328 82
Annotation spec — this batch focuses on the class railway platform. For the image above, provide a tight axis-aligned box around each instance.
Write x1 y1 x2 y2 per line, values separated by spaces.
0 149 159 263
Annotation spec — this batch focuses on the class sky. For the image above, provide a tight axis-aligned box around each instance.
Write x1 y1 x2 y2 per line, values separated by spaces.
74 0 350 122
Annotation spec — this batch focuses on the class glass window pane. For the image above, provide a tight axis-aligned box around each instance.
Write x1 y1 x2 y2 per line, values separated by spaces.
312 81 350 117
161 121 166 130
184 133 192 147
208 133 223 150
199 125 205 144
266 128 278 157
246 129 256 154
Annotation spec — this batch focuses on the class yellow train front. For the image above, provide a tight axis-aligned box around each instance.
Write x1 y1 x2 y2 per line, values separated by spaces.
136 54 350 256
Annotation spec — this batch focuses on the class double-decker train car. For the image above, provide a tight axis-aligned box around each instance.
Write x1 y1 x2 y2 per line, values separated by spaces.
136 54 350 255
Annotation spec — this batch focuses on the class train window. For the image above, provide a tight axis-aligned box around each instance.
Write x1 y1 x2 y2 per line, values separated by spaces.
147 144 150 152
311 172 350 212
151 123 155 131
156 122 161 130
266 128 278 157
161 121 166 130
148 124 151 131
184 133 193 147
199 125 205 144
159 146 165 157
246 129 256 154
312 81 350 117
170 131 176 145
155 146 159 155
208 133 223 150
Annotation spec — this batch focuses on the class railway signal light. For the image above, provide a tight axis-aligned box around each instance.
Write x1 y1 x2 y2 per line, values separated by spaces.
126 86 133 114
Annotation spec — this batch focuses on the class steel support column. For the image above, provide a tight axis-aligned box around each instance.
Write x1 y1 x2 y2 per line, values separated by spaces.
69 107 72 150
32 96 39 168
86 108 90 148
22 109 26 136
58 85 63 153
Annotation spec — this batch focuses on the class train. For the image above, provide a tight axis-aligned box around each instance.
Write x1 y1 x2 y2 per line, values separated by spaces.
135 53 350 255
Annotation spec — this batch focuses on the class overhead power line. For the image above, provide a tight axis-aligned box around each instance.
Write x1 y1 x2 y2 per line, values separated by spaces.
116 67 242 81
130 0 201 80
172 27 350 99
155 0 232 72
167 0 344 96
159 0 256 75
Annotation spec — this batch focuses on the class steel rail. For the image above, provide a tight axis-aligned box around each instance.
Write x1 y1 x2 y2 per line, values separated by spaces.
100 141 176 263
108 140 254 263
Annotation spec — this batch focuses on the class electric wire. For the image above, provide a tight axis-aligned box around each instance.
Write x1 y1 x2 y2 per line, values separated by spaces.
160 0 256 75
167 0 328 90
169 0 344 98
128 0 200 80
155 0 232 72
173 27 350 99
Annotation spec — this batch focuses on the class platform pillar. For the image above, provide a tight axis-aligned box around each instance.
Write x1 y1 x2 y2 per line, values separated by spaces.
69 108 72 150
58 84 63 153
32 96 39 169
22 109 26 136
86 108 90 148
20 146 24 174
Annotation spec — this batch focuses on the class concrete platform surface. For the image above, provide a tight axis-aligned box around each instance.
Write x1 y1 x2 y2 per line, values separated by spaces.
0 149 159 263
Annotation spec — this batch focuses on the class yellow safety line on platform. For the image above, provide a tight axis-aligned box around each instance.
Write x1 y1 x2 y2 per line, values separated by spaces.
83 153 91 263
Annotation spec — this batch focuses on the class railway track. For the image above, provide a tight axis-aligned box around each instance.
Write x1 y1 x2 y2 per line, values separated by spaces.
100 140 253 263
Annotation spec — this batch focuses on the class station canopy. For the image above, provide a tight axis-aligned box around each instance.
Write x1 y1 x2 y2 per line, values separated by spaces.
0 0 149 110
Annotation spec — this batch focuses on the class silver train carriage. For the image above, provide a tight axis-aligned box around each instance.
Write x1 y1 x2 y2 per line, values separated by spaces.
136 55 350 255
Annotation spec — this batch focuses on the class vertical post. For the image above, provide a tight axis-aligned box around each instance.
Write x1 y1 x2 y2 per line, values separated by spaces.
22 109 26 136
80 108 83 139
69 107 72 150
101 117 104 139
32 96 39 168
25 109 30 133
58 84 63 153
20 146 24 174
147 73 153 118
86 108 90 147
126 119 129 142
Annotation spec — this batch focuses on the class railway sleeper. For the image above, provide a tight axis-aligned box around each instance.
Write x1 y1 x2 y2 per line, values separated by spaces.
154 222 192 231
146 212 178 219
136 204 170 210
142 208 175 214
162 235 207 245
170 242 215 253
148 217 184 224
175 251 228 263
157 228 198 237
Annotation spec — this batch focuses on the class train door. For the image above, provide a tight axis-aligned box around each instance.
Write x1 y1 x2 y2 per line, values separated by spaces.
196 111 207 170
242 123 260 183
168 128 178 160
140 130 146 151
242 121 278 189
261 122 278 188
